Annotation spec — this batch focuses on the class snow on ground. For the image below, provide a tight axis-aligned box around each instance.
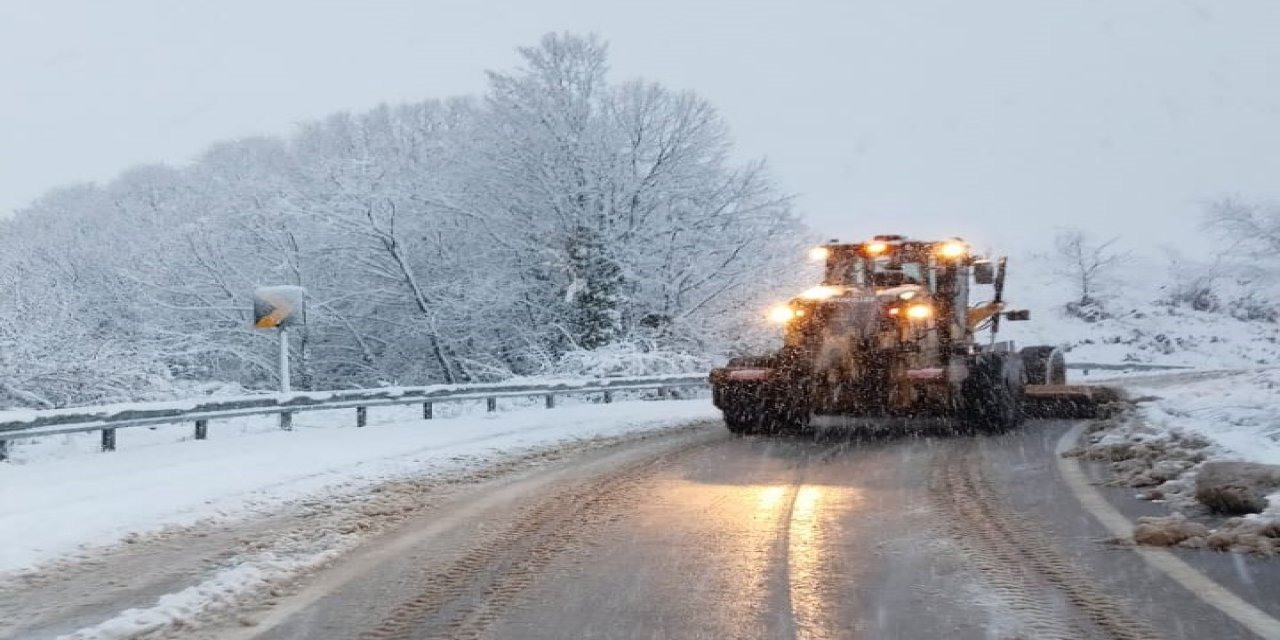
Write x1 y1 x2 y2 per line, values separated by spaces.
1123 369 1280 467
1072 368 1280 553
1002 252 1280 369
1009 304 1280 370
0 395 718 576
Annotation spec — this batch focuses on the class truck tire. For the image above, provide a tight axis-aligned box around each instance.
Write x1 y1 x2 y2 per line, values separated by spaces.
1021 346 1066 386
722 396 808 436
762 402 811 437
723 409 758 435
716 386 765 435
962 354 1025 434
724 397 773 435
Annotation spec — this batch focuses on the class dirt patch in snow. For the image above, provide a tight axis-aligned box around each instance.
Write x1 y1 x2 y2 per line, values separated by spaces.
1131 515 1210 547
1132 514 1280 555
1195 461 1280 515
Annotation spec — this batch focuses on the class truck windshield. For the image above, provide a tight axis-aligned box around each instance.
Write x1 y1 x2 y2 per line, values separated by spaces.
827 255 930 290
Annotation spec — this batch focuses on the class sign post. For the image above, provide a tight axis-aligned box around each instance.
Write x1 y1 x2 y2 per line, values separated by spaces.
253 286 306 430
279 326 291 394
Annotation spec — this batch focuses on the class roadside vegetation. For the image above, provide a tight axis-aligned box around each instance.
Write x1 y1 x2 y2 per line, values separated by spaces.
0 33 808 408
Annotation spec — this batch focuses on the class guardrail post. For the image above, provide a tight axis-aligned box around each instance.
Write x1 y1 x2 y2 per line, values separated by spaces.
486 397 497 412
195 419 208 440
545 394 555 409
356 406 368 428
0 440 9 462
603 390 613 404
423 402 433 420
101 428 116 452
280 412 293 431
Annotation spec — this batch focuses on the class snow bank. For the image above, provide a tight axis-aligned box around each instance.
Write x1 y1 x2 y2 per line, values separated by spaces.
0 397 718 575
1067 369 1280 554
1123 369 1280 468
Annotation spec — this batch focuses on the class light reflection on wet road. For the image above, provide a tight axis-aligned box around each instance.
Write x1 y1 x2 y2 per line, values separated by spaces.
788 485 840 640
229 422 1280 640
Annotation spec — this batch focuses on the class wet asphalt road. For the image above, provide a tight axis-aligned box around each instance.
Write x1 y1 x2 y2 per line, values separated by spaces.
215 420 1280 640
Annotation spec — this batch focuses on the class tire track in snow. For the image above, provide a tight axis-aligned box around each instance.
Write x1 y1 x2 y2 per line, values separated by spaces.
931 440 1162 640
356 439 716 640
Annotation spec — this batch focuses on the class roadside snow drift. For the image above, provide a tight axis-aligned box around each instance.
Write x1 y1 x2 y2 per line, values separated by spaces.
0 397 718 575
1069 369 1280 554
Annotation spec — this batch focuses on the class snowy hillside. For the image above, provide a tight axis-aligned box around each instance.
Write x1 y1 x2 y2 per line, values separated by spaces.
1002 250 1280 369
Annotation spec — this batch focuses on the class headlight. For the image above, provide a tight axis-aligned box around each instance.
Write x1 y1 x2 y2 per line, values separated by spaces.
938 241 968 259
768 305 797 324
906 304 933 320
808 246 830 261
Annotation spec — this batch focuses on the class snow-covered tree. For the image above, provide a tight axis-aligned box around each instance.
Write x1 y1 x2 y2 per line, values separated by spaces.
1205 197 1280 256
1052 229 1130 321
0 32 807 408
1197 198 1280 322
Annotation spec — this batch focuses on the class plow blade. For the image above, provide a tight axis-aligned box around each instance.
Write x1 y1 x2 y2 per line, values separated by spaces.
1024 384 1123 419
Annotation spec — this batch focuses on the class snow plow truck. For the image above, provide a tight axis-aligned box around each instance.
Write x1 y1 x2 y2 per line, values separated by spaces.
709 235 1112 435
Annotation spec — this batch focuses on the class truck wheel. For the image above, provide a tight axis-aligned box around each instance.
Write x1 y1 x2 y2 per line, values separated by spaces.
723 405 760 435
762 403 812 437
1020 346 1066 386
962 355 1025 434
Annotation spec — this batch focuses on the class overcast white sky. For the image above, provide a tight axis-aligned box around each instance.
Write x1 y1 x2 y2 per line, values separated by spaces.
2 0 1277 255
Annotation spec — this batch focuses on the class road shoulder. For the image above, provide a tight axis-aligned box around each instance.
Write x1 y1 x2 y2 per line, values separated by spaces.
984 421 1280 640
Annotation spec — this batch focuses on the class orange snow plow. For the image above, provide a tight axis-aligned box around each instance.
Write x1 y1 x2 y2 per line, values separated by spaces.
709 236 1119 435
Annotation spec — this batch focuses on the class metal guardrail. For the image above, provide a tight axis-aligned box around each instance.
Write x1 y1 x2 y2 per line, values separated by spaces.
0 362 1193 460
1068 362 1194 373
0 374 710 461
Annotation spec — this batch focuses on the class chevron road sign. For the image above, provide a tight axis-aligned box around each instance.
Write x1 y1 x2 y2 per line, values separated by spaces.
253 286 306 329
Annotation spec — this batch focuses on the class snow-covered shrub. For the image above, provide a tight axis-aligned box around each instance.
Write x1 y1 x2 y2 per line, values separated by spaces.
1227 292 1279 323
1063 300 1111 323
542 341 712 378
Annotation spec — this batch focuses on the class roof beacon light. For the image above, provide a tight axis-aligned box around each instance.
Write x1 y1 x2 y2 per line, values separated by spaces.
865 241 889 255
